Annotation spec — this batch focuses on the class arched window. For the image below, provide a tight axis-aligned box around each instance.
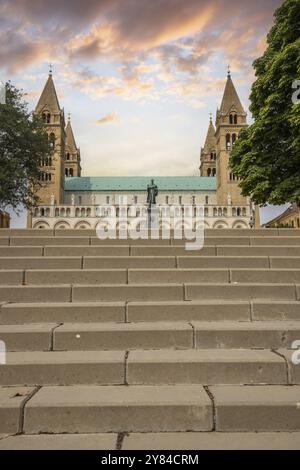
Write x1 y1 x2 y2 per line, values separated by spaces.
234 115 238 124
207 168 211 177
232 133 237 144
205 196 209 205
66 153 70 161
69 168 73 177
49 133 55 150
46 113 51 123
226 134 231 151
48 157 52 166
42 113 46 122
65 169 68 177
237 208 241 217
212 168 216 177
229 114 234 124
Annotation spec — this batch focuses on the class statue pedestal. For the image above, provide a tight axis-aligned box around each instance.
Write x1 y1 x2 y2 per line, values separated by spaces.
148 206 159 230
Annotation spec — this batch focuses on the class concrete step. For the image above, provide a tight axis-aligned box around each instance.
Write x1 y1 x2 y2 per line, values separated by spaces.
217 246 300 256
3 268 300 286
231 269 300 283
127 349 286 385
252 301 300 321
23 385 213 433
178 256 270 268
10 237 90 246
4 235 300 247
210 385 300 431
0 247 43 257
185 283 298 301
0 324 57 351
0 433 118 450
2 322 299 351
45 246 216 257
127 269 229 283
0 302 125 324
0 351 125 386
0 257 82 270
193 321 300 349
4 256 300 270
122 432 300 450
53 322 193 351
84 256 177 268
3 244 300 258
1 300 299 324
0 270 23 285
0 386 36 433
0 286 72 302
25 269 127 285
1 431 300 450
72 284 185 302
276 349 300 385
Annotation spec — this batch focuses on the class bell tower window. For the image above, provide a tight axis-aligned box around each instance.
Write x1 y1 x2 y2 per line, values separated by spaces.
226 133 231 151
49 133 55 150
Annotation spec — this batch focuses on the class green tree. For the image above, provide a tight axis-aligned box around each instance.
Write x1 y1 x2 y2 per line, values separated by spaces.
0 82 49 212
230 0 300 206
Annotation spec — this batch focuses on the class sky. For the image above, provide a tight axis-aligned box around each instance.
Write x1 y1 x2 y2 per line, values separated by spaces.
0 0 286 227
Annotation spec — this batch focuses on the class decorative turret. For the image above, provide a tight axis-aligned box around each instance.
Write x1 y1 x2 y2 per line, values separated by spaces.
65 114 81 177
200 114 217 177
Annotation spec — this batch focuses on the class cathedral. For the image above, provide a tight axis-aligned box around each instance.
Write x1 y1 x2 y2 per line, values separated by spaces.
28 70 259 230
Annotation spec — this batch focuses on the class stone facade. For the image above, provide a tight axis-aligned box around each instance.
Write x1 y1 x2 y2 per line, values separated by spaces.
265 204 300 229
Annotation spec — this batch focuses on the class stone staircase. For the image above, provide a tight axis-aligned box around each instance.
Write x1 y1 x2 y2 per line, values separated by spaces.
0 228 300 450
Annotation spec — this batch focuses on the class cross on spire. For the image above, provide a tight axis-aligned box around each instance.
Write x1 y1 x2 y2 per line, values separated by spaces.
49 63 53 76
227 64 231 77
209 112 213 123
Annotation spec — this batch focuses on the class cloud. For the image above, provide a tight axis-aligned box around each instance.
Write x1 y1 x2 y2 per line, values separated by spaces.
96 112 119 125
0 0 284 101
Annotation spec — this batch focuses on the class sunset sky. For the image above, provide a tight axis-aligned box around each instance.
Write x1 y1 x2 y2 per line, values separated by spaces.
0 0 286 225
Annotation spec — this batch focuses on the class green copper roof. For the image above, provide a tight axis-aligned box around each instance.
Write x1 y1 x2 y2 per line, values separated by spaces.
65 177 216 192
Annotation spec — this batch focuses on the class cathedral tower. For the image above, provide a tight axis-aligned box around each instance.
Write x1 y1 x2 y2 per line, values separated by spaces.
65 115 81 177
215 71 248 206
200 115 217 177
34 69 66 205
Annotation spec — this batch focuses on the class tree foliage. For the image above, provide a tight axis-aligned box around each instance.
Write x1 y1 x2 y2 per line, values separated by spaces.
0 82 49 211
230 0 300 206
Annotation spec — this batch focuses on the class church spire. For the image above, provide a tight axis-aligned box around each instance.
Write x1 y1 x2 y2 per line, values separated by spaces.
35 70 61 114
65 115 78 154
219 71 245 115
203 114 216 153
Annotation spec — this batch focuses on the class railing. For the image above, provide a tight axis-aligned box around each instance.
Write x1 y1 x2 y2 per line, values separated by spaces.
32 204 251 219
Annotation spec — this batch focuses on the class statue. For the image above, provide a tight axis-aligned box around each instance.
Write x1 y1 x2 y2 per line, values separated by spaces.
147 179 159 229
71 194 75 205
227 193 232 206
147 179 158 207
50 193 55 206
